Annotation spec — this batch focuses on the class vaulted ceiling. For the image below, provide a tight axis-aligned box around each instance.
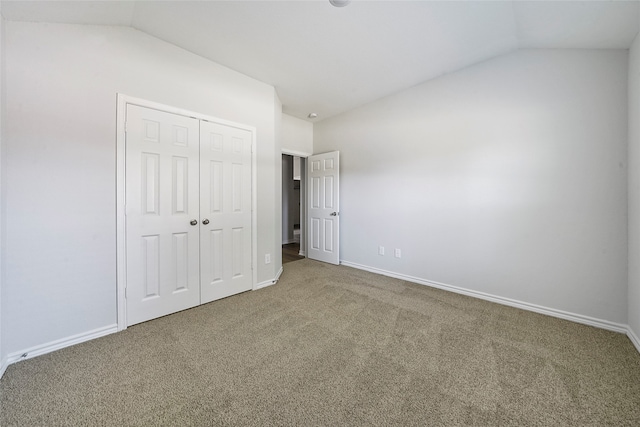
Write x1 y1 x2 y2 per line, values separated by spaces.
2 1 639 121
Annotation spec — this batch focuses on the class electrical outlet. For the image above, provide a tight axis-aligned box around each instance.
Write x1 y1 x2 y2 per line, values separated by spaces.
378 246 385 256
394 248 401 258
265 253 271 264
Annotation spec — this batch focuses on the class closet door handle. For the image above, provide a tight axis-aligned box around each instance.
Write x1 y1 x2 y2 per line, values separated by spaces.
190 220 198 226
202 219 210 225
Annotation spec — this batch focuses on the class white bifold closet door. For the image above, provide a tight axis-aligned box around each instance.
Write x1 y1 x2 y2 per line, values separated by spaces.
199 121 253 304
125 105 252 326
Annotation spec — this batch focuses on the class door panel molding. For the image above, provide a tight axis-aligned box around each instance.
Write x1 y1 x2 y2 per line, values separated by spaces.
116 94 257 330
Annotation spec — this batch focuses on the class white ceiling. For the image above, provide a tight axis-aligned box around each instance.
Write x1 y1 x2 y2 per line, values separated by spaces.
2 1 639 121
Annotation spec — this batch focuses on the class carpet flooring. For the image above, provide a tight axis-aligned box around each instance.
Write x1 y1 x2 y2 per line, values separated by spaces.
1 259 640 426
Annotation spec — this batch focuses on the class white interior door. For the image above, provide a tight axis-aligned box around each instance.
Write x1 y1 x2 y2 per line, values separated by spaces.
199 121 253 303
307 151 340 265
125 105 201 326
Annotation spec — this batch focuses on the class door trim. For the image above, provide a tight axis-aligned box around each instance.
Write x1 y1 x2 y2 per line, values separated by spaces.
116 94 258 331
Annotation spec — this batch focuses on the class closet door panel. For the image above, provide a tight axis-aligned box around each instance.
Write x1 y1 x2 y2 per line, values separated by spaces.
125 105 200 326
200 121 253 303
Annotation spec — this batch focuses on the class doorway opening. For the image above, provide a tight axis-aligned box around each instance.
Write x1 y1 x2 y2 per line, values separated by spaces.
282 153 306 264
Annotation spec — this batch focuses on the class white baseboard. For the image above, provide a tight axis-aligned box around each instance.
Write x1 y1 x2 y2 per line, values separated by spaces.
0 355 8 379
282 239 296 245
255 266 284 290
5 324 118 367
299 250 306 257
254 279 274 290
628 326 640 354
340 260 628 334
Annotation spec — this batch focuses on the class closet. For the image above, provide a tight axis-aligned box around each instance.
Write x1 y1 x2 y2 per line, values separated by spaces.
124 104 253 326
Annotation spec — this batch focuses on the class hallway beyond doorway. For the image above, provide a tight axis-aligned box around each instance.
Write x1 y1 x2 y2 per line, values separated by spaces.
282 243 304 264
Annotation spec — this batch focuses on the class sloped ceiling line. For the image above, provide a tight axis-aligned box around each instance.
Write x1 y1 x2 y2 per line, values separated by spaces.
1 1 638 121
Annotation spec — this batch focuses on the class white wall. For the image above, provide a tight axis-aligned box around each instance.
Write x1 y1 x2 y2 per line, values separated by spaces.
4 22 280 356
629 33 640 347
282 113 313 156
0 14 6 375
314 49 629 326
282 155 293 243
273 94 283 271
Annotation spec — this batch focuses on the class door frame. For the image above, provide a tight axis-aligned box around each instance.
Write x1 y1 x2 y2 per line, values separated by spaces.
116 94 258 331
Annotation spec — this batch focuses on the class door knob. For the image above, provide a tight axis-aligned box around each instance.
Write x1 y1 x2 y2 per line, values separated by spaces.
330 212 338 216
190 220 198 226
202 219 210 225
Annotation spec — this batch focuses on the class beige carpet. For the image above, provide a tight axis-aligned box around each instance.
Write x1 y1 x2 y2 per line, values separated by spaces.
1 258 640 426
